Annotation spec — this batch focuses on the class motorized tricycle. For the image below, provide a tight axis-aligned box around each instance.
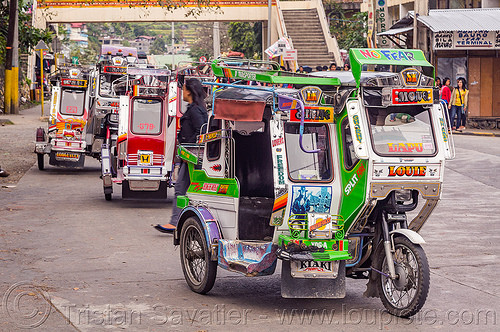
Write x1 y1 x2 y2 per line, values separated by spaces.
172 49 454 317
86 45 138 159
101 67 175 200
35 65 95 169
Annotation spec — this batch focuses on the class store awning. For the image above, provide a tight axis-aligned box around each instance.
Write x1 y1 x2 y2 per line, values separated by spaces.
378 26 413 36
411 8 500 32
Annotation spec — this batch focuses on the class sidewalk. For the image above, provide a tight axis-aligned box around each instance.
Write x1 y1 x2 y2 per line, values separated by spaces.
452 127 500 137
0 103 47 186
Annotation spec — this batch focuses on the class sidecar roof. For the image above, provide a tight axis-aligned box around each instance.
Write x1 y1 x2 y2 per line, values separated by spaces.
310 71 399 87
212 87 298 122
213 87 299 103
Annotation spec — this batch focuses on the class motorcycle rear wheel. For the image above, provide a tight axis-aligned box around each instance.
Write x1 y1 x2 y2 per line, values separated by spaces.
376 236 430 317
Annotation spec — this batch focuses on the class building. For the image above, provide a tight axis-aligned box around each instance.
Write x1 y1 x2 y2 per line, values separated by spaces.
99 36 124 46
62 23 88 48
361 0 500 128
130 36 156 54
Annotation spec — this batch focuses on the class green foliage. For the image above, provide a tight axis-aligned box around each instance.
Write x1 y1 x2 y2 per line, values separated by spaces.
0 0 53 65
188 23 230 60
324 1 367 50
227 22 262 59
150 36 167 55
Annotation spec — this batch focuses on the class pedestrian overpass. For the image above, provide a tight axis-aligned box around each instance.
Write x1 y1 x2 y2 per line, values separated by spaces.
34 0 342 67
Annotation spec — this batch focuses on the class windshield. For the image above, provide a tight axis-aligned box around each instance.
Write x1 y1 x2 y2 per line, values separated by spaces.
98 71 128 98
60 89 85 116
285 123 332 181
367 106 436 156
131 98 162 135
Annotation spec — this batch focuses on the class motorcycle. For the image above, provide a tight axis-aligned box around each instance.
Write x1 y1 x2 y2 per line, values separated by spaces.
171 49 455 317
101 67 176 200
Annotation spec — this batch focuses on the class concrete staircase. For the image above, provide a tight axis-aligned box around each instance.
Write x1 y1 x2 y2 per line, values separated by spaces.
282 8 335 68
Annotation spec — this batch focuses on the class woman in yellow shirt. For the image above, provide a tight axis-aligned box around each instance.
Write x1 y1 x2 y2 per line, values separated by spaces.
448 78 469 131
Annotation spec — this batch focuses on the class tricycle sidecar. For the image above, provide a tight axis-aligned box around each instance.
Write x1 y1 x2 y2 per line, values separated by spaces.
172 50 454 318
35 65 95 170
101 67 175 201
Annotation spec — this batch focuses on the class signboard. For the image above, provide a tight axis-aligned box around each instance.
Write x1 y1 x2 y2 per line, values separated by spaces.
366 0 375 47
61 78 88 88
434 31 500 50
38 0 277 8
103 66 127 75
282 49 297 61
392 88 433 105
199 56 207 63
375 0 390 48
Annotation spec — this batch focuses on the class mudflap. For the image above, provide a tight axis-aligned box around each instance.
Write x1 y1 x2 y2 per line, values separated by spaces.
281 260 346 298
122 180 168 200
49 151 85 168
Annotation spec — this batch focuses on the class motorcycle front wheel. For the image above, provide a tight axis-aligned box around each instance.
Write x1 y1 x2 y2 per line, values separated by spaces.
376 236 430 317
180 217 217 294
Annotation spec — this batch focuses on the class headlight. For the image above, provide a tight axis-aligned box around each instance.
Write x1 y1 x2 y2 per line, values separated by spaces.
394 189 412 202
109 114 119 122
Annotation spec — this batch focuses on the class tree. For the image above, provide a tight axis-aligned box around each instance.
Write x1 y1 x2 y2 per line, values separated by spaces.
227 22 262 59
0 0 53 65
188 23 230 60
150 36 167 55
324 1 367 50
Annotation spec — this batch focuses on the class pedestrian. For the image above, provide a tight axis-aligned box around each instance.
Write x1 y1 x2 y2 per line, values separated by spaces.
329 63 337 71
316 65 323 72
296 66 306 74
435 76 442 97
154 78 208 234
322 65 328 71
441 77 452 128
449 78 468 131
343 63 350 71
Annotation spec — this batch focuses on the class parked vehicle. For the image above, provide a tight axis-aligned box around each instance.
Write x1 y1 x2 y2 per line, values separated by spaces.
35 65 95 169
86 45 138 159
172 49 454 317
101 67 175 200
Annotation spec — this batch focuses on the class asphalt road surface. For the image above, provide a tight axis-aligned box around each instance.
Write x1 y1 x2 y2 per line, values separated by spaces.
0 135 499 331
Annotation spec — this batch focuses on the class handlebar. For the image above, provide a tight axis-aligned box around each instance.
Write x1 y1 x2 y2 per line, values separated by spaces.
297 99 320 154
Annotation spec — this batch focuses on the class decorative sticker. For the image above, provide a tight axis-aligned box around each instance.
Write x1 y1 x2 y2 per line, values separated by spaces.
210 164 222 172
290 186 332 215
289 106 334 123
344 163 366 196
357 49 416 61
373 164 441 179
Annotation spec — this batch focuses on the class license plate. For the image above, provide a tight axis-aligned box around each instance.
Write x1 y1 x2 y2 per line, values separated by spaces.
290 260 339 279
55 152 80 161
138 151 153 166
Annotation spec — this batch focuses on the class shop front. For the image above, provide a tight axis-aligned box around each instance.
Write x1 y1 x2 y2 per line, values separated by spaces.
421 9 500 128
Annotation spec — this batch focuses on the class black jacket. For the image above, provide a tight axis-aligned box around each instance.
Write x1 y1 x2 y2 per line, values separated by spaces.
178 103 208 144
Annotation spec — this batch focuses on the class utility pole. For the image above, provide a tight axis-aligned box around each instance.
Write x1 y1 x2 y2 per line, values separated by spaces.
267 0 272 48
171 22 175 70
213 22 220 58
4 0 19 114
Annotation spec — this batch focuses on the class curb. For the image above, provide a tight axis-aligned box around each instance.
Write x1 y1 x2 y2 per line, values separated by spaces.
453 131 500 137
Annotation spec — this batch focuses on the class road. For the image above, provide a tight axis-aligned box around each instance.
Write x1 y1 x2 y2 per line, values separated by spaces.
0 135 499 331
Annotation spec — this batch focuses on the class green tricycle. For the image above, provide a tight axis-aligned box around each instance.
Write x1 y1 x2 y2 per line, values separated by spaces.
172 49 454 317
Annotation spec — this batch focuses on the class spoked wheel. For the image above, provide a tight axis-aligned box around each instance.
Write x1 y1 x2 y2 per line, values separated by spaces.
180 217 217 294
377 236 430 317
37 153 44 170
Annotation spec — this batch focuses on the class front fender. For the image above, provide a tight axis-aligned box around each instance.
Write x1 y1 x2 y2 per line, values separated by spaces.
174 206 222 260
390 229 425 244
